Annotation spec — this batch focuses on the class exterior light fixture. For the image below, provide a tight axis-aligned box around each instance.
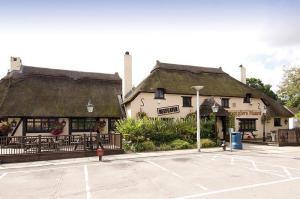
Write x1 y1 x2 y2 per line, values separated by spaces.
211 103 219 139
11 119 17 128
211 103 219 113
191 85 204 152
262 106 267 142
87 99 94 113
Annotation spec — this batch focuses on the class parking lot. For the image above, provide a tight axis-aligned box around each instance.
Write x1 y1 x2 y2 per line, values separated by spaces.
1 144 300 199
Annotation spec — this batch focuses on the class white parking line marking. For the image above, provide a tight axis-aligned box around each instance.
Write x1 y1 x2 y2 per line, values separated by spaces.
196 184 208 191
2 162 102 174
230 157 234 165
84 165 91 199
145 160 208 191
145 160 183 179
173 177 300 199
281 166 293 178
0 172 7 179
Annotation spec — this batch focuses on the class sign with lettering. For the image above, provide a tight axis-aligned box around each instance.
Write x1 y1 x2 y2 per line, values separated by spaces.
157 105 180 116
229 110 261 117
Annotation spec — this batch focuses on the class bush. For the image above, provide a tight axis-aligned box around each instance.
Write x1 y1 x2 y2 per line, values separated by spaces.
201 139 217 148
159 143 173 151
142 140 156 151
170 139 192 150
130 143 144 152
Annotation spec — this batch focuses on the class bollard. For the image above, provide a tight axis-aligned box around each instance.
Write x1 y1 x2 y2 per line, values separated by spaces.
96 148 104 161
221 140 226 151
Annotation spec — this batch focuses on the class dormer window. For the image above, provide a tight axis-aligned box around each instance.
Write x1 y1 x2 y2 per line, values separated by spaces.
155 88 165 99
244 93 252 103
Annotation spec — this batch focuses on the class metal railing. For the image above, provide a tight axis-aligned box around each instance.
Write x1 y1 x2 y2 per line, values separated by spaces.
0 133 122 155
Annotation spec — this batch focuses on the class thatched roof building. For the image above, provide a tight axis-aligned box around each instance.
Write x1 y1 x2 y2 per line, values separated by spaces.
0 65 122 118
124 61 293 117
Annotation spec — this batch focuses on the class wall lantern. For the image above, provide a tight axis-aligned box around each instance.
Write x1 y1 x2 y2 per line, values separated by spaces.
211 103 219 113
11 119 17 127
87 99 94 113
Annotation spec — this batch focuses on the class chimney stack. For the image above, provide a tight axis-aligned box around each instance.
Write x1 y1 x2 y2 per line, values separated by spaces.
123 51 132 97
10 57 22 71
239 64 246 84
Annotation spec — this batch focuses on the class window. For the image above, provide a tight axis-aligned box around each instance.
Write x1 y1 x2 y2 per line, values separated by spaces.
244 93 252 103
71 118 97 132
274 118 281 126
155 88 165 99
238 119 257 131
25 118 57 133
108 118 118 132
221 98 230 108
182 96 192 107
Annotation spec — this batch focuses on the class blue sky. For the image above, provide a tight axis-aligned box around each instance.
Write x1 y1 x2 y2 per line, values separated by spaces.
0 0 299 90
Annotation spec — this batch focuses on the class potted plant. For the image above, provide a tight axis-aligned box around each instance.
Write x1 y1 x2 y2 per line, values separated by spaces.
50 120 66 136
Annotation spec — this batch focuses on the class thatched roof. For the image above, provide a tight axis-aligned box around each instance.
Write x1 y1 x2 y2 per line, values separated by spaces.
0 65 122 117
124 61 293 118
200 98 228 117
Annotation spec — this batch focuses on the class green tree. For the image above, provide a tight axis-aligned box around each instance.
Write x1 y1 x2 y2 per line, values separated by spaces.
277 66 300 109
246 77 278 100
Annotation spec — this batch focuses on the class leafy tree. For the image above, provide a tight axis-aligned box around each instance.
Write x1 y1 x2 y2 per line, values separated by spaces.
277 66 300 109
246 77 278 100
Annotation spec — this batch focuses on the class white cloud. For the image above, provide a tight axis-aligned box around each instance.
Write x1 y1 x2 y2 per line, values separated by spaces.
0 28 299 94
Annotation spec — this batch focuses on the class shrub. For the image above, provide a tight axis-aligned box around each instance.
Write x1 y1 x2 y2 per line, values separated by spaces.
170 139 192 150
142 140 156 151
130 143 144 152
159 143 173 151
201 139 217 148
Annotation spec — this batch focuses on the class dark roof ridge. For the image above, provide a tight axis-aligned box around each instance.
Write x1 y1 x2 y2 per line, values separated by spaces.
13 65 121 81
151 60 224 74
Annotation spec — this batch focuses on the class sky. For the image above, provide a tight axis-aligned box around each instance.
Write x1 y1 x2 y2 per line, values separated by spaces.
0 0 300 91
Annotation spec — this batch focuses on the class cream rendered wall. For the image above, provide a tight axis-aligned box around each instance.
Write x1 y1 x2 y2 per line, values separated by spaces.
125 92 289 138
8 118 23 136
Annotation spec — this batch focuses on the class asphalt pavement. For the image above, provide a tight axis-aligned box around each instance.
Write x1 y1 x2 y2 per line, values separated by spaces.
1 144 300 199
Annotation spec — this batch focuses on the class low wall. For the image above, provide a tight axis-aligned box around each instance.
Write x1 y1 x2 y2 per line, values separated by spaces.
0 149 124 164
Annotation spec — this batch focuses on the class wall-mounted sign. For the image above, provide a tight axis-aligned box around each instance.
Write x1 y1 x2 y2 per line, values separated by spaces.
157 105 180 116
229 110 261 116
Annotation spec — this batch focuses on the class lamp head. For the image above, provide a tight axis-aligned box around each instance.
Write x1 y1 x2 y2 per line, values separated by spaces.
191 86 204 91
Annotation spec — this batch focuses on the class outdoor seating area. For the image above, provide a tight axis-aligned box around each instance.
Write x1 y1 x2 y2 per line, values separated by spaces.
0 133 123 156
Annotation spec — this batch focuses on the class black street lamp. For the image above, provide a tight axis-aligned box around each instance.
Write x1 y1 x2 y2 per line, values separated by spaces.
211 103 219 138
262 107 267 142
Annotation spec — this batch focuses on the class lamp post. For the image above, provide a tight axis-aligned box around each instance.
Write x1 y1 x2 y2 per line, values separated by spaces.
211 103 219 138
191 86 204 152
86 99 96 151
262 106 267 142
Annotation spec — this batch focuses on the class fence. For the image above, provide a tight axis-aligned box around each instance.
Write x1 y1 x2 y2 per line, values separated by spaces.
0 133 122 155
277 128 300 146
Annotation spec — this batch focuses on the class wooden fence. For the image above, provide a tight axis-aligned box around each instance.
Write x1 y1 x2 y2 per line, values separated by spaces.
277 128 300 146
0 133 122 155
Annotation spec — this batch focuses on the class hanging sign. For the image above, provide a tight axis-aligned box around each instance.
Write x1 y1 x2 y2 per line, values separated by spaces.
157 105 180 116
